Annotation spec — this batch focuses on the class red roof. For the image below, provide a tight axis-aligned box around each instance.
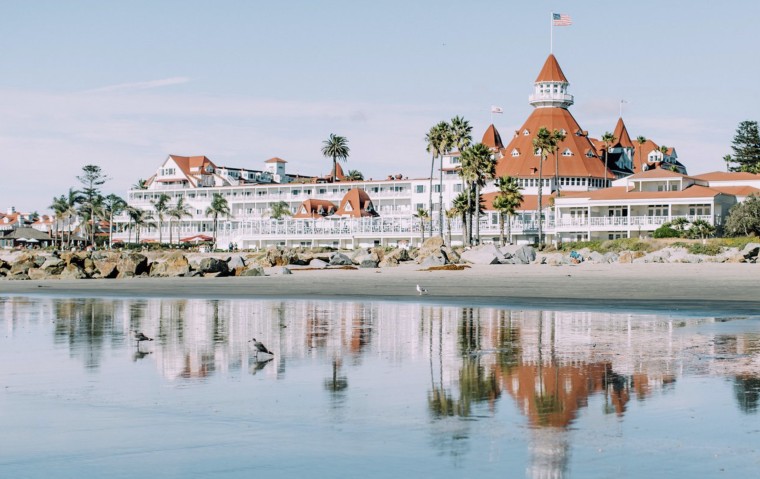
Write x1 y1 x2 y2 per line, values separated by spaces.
482 193 555 212
335 189 379 217
482 124 504 150
495 107 613 179
265 157 287 164
535 54 568 83
560 185 723 201
692 171 760 181
293 199 337 219
612 117 634 149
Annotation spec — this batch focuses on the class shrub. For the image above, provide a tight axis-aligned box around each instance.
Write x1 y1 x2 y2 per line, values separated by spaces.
687 243 722 256
653 224 681 238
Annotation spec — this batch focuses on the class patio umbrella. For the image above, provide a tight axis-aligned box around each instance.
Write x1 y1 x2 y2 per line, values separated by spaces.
26 238 39 243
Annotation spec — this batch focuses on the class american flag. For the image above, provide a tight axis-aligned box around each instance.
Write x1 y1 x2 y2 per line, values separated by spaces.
552 13 572 26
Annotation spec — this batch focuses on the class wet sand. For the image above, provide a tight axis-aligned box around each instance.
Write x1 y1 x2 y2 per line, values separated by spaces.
2 262 759 315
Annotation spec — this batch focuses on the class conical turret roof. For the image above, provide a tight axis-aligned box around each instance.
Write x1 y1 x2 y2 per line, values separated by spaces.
535 54 568 83
612 117 634 149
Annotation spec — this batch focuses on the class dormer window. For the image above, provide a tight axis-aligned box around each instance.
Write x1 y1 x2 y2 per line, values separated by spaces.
511 148 520 157
344 202 353 212
585 150 595 158
523 129 530 136
562 148 572 157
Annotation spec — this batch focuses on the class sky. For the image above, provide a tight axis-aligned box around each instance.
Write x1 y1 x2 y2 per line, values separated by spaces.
1 0 759 213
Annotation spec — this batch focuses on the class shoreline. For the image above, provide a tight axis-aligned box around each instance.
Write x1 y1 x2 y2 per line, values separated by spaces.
2 263 760 317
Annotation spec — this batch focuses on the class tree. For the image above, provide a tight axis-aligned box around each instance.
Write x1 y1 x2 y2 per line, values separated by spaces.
726 121 760 173
150 193 170 244
321 134 350 182
493 176 523 246
269 201 292 220
416 208 429 243
61 187 84 248
77 165 109 247
687 219 715 240
101 194 126 249
425 121 453 240
460 143 494 246
49 196 69 249
205 193 231 248
533 128 566 248
126 206 152 244
451 192 469 246
601 131 616 187
670 217 690 234
346 170 364 181
168 197 192 245
449 116 472 240
724 195 760 236
636 136 647 172
132 178 148 190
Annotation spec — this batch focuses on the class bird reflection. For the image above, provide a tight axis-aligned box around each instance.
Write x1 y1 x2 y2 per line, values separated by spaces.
249 357 273 375
133 350 153 362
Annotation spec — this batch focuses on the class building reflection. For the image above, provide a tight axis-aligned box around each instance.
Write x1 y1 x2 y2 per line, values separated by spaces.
1 295 758 476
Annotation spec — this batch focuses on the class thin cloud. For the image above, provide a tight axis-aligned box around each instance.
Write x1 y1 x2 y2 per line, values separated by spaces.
87 77 190 93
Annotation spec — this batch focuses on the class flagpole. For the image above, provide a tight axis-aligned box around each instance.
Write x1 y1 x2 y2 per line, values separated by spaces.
550 12 553 53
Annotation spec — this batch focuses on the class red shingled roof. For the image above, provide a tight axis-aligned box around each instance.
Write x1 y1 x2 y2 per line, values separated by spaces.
335 189 378 217
612 117 634 149
293 199 337 219
535 54 568 83
482 124 504 150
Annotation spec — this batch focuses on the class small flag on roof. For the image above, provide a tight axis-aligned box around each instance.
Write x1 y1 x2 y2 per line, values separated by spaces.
552 13 572 26
491 105 504 114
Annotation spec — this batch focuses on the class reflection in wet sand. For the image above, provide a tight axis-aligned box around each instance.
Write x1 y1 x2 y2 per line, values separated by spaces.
1 296 758 477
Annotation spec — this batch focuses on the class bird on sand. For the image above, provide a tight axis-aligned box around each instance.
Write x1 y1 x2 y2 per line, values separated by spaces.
416 284 428 295
249 338 274 356
135 332 153 343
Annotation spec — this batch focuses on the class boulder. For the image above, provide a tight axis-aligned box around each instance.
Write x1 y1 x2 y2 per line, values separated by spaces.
150 253 190 277
329 252 353 266
461 244 503 265
419 254 446 268
618 251 646 263
741 242 760 261
603 252 619 263
227 255 246 270
240 266 266 277
309 258 328 269
27 268 52 280
268 266 292 275
354 251 380 265
117 253 149 278
199 257 229 275
262 247 300 267
10 259 35 275
359 259 379 268
94 258 119 278
378 247 410 267
502 245 536 264
585 251 606 264
59 263 87 279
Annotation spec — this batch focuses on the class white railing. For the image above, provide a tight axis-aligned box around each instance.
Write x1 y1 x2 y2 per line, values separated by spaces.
554 215 714 229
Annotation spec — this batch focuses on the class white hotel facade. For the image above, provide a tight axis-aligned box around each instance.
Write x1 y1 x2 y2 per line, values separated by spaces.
113 54 760 248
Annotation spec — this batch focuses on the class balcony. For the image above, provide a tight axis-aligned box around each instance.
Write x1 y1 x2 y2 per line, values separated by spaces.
554 215 714 231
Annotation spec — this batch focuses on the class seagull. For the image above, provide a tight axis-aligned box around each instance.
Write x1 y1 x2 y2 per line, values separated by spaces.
135 332 153 343
416 284 428 295
249 338 274 356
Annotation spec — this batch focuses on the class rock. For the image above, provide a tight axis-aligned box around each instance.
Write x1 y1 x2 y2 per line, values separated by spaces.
9 273 30 281
585 251 606 264
269 266 292 275
309 258 328 269
60 263 87 279
329 252 353 266
741 242 760 261
358 259 379 268
603 252 619 263
27 268 52 280
502 245 536 264
150 253 190 277
10 259 35 276
354 252 380 265
543 253 568 266
442 246 460 264
227 255 246 270
262 247 300 267
94 258 119 278
618 251 646 263
420 236 444 253
461 244 504 265
420 254 446 268
378 247 409 267
240 266 266 276
370 247 386 262
199 257 229 275
117 253 149 278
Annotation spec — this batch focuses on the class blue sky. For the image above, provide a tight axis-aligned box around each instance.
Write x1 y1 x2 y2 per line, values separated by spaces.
2 0 759 212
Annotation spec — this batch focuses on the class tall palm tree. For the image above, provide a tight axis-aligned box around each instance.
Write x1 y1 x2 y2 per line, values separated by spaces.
346 169 364 181
533 128 566 248
636 136 647 172
168 197 192 245
449 116 472 239
62 187 84 248
416 208 429 244
493 176 523 246
601 131 616 187
321 134 350 183
126 206 152 244
426 121 453 239
132 178 148 190
100 194 126 249
49 196 68 249
451 192 469 246
205 193 231 248
150 193 170 244
460 143 495 246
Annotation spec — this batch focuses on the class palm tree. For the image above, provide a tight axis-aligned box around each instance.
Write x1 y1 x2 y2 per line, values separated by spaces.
493 176 523 246
49 196 69 249
100 194 126 249
126 206 152 244
205 193 231 248
451 192 469 246
321 134 350 183
688 219 715 240
132 178 148 190
346 169 364 181
168 197 192 245
636 136 647 172
416 208 429 244
150 193 170 244
460 143 495 246
62 187 84 248
660 145 669 167
601 131 616 187
533 128 566 248
425 121 453 239
670 217 689 235
269 201 292 220
449 117 472 240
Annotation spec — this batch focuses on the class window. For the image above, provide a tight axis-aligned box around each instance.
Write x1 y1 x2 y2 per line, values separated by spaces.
523 129 530 136
511 149 520 157
416 185 425 193
454 184 462 192
434 184 443 193
319 189 326 194
292 190 300 195
562 148 572 156
451 157 461 164
415 203 424 211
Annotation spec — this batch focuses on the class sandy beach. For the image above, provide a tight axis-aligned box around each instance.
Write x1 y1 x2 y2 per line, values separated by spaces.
2 262 759 316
